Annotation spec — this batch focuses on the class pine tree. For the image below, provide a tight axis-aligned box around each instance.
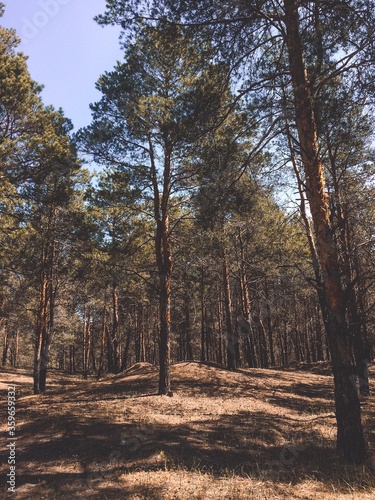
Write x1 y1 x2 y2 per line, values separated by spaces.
79 22 230 394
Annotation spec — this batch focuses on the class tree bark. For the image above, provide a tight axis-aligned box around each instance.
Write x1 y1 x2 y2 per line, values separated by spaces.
222 244 236 371
69 345 76 375
111 281 120 373
200 265 206 362
2 319 8 366
328 146 370 397
97 306 107 377
185 298 194 360
284 0 366 463
39 264 55 394
217 286 224 365
121 322 132 372
264 278 275 366
33 263 49 395
83 304 91 379
149 136 173 395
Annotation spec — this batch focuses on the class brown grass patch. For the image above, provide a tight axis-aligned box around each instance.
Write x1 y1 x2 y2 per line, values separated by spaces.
0 362 374 499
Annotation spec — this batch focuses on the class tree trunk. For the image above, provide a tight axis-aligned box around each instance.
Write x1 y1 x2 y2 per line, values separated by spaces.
185 299 194 360
238 231 257 367
2 319 8 366
83 304 91 379
159 271 171 394
258 316 269 368
284 0 366 463
264 278 275 366
33 268 49 395
121 323 132 372
150 137 173 396
70 345 76 375
330 154 370 397
90 322 97 373
200 265 206 362
217 287 224 365
112 281 120 373
98 306 107 378
39 278 54 394
223 245 236 371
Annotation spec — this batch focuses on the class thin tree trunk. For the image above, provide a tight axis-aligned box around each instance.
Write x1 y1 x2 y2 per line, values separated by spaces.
222 244 236 371
98 306 108 378
90 321 97 373
34 202 58 395
112 281 120 373
238 230 257 367
13 329 19 368
264 278 275 366
185 299 193 360
258 316 269 368
200 265 206 362
121 323 132 372
217 287 224 365
83 304 91 379
69 345 76 375
2 319 8 366
33 266 49 395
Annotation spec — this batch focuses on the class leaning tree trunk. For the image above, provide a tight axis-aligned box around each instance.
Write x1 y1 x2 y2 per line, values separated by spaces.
284 0 366 463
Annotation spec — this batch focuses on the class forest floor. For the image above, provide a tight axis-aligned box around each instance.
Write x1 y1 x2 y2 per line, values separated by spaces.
0 362 374 499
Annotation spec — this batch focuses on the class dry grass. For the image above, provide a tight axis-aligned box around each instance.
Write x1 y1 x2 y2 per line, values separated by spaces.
0 361 374 499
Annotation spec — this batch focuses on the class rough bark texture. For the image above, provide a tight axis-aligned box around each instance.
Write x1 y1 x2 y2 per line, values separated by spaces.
284 0 366 463
150 138 173 396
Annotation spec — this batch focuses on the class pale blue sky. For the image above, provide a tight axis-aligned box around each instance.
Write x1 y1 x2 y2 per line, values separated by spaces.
1 0 122 131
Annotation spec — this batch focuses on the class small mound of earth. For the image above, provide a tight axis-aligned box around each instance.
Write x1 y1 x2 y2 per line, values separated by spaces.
171 361 245 385
123 362 158 376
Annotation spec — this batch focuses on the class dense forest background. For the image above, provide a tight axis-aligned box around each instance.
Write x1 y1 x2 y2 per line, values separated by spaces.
1 0 374 464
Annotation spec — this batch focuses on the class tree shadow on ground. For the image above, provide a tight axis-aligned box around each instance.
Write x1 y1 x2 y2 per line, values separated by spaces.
1 363 374 499
5 398 374 499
